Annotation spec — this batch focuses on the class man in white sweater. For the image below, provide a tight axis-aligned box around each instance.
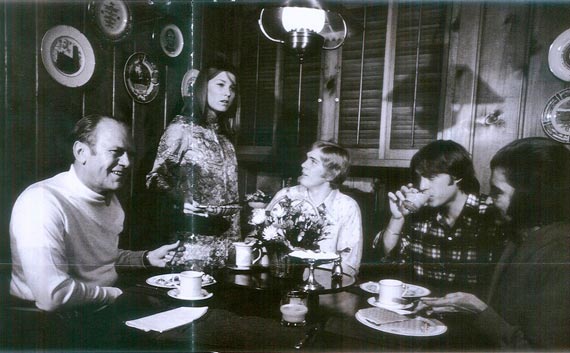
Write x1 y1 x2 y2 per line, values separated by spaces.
9 115 178 313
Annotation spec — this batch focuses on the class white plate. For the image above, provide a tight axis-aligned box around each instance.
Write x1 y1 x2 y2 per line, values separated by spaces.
146 273 216 289
548 28 570 81
41 25 95 88
226 265 254 271
288 250 339 261
167 289 213 301
542 88 570 144
88 0 132 42
124 52 160 104
367 297 413 310
359 281 431 298
181 69 199 97
159 23 184 58
355 310 447 337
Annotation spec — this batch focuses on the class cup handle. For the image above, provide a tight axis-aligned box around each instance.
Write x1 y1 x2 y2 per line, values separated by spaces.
401 284 409 297
370 282 381 293
252 248 263 265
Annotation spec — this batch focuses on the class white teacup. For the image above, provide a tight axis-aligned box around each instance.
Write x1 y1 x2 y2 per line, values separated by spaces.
371 279 408 305
176 270 203 298
234 242 262 268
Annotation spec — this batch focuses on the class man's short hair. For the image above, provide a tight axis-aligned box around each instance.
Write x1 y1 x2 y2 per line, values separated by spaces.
410 140 480 194
490 137 570 228
72 115 129 149
312 141 350 189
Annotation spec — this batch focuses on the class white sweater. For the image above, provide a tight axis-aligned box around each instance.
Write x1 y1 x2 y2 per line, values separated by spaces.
10 165 144 311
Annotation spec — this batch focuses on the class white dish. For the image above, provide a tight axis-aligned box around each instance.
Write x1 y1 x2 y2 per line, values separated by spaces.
359 281 431 298
548 28 570 82
167 289 213 301
288 250 339 261
226 265 253 271
367 297 413 310
88 0 132 42
541 88 570 144
41 25 95 88
181 69 199 97
159 23 184 58
355 310 447 337
124 52 160 104
146 273 216 289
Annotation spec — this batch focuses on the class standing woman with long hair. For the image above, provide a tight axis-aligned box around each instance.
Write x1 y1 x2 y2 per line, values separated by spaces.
146 58 240 271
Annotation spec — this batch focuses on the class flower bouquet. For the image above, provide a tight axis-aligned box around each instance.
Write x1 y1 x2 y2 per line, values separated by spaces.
248 195 330 277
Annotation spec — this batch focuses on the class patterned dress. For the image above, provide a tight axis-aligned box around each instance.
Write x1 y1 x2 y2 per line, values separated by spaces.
146 115 240 270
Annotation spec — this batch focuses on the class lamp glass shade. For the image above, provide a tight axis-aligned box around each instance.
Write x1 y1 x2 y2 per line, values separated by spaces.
281 7 325 33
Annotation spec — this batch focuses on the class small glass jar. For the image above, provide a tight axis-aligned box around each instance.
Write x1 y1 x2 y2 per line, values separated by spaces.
280 290 309 327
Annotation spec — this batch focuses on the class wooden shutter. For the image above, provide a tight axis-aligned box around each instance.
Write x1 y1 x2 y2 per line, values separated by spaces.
389 3 447 150
237 9 278 147
339 5 389 148
338 2 448 163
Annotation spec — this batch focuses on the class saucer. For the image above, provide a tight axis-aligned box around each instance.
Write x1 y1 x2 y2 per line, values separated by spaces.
227 265 253 271
367 297 413 310
167 289 213 301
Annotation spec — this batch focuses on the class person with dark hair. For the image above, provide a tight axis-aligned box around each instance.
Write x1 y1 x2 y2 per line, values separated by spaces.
373 140 504 294
9 115 178 347
266 141 363 276
146 58 240 270
421 137 570 349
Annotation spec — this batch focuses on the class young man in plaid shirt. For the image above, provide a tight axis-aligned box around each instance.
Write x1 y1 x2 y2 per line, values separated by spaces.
373 140 505 295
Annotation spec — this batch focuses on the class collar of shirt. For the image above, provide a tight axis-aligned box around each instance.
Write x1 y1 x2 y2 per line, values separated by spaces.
434 193 481 229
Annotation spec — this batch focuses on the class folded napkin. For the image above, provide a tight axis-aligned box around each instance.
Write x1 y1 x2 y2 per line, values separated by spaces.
125 307 208 333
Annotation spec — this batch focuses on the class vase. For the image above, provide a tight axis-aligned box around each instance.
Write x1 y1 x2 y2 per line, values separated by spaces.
268 249 292 278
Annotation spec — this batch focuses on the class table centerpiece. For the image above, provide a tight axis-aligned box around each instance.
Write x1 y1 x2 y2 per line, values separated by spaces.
248 195 330 278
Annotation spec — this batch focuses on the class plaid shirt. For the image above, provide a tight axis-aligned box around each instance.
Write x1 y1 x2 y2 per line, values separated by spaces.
398 193 505 290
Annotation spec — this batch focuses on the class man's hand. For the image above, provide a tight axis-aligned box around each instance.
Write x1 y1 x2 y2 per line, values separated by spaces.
420 292 488 315
388 183 421 219
146 241 181 267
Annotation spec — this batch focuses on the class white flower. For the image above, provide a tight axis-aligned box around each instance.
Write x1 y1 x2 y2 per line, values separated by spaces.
262 225 280 241
270 203 287 218
250 208 267 225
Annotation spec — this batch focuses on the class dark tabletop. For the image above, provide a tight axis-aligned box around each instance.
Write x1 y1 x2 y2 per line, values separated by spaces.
98 263 489 352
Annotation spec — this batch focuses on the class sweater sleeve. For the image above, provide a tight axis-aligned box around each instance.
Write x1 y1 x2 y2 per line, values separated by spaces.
10 189 122 311
116 249 146 268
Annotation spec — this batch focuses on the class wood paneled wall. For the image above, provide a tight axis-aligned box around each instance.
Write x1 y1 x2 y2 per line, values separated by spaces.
443 2 570 191
0 1 194 262
2 1 570 266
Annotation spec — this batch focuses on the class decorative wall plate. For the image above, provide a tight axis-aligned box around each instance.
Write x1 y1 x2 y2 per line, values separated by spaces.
181 68 199 97
542 88 570 144
124 52 160 104
548 29 570 81
41 25 95 88
159 23 184 58
88 0 132 42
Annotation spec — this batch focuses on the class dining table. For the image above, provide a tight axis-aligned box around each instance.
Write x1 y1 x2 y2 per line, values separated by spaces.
99 263 487 352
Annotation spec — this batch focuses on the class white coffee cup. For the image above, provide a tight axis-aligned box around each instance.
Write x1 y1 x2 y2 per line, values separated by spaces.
176 270 203 298
372 279 408 305
234 242 262 268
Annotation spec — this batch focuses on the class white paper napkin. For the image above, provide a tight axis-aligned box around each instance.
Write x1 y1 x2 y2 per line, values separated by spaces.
125 306 208 333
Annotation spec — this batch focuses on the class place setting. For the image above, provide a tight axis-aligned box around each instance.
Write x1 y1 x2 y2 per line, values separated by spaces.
144 270 216 301
354 279 446 337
